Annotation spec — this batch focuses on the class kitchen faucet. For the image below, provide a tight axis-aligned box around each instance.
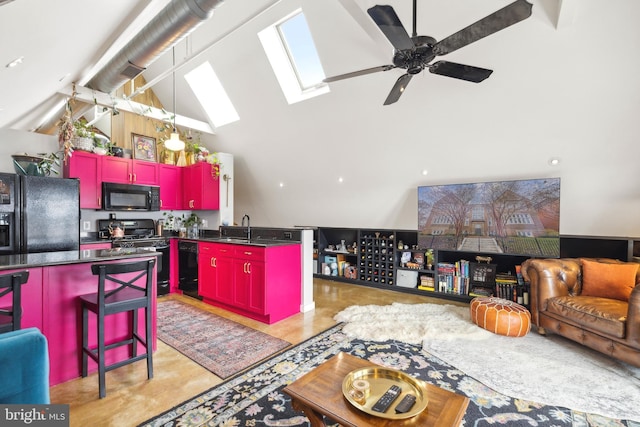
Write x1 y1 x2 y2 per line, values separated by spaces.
242 214 251 241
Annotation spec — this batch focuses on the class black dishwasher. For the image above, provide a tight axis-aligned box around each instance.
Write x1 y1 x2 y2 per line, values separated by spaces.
178 241 200 299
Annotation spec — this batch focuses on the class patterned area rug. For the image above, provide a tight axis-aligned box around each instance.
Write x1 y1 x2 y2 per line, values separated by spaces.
156 299 291 379
335 302 640 421
141 323 637 427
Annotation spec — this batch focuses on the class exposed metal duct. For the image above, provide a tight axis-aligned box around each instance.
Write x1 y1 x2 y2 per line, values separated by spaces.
87 0 224 93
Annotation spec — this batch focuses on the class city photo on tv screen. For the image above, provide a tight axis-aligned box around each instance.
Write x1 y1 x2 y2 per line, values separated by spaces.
418 178 560 257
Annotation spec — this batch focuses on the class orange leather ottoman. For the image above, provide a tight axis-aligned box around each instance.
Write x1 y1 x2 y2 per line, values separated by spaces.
470 297 531 337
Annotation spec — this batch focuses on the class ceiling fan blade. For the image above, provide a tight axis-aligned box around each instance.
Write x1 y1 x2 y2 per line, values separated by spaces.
384 74 412 105
367 5 414 51
323 65 395 83
434 0 533 56
338 0 392 56
429 61 493 83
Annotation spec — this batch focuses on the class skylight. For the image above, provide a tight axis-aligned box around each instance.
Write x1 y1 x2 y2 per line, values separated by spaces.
259 9 328 105
184 61 239 128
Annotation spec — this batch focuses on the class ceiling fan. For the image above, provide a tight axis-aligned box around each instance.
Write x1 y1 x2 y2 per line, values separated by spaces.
324 0 533 105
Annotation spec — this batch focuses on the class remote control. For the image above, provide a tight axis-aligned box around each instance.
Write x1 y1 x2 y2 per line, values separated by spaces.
394 393 417 414
371 385 401 413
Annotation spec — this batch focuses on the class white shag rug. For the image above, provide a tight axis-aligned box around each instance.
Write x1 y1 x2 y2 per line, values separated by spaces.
335 302 640 422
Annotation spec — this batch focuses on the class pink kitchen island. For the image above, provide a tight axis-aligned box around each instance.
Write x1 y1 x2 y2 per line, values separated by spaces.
196 239 302 324
0 249 161 386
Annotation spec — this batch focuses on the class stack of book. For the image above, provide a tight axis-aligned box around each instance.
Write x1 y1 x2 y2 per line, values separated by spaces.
468 286 493 297
454 260 470 277
437 262 469 295
418 274 435 291
495 273 519 302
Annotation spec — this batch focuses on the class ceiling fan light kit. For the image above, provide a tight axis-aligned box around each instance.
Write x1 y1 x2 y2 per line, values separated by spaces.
325 0 533 105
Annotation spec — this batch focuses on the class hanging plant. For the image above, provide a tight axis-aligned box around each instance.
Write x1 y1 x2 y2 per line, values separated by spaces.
57 84 78 163
57 102 75 162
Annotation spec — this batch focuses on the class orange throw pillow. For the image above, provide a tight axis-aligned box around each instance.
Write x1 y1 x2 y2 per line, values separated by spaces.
581 259 639 301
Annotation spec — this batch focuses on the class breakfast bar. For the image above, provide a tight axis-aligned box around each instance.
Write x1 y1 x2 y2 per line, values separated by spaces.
0 249 161 386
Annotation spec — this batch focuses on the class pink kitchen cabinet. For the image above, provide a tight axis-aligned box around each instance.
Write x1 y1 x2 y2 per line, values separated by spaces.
63 150 102 209
132 160 160 185
183 163 220 210
198 242 233 304
102 156 159 186
101 155 130 184
159 164 183 210
232 246 266 314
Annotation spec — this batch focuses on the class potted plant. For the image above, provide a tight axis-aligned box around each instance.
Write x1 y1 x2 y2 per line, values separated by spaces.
182 130 205 164
93 135 112 155
181 213 200 238
12 152 61 176
72 120 97 152
425 249 435 270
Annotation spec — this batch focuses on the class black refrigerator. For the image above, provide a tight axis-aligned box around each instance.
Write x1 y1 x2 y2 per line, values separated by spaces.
0 173 80 254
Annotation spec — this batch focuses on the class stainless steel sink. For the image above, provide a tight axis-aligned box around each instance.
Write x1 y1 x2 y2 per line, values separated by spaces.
221 238 251 244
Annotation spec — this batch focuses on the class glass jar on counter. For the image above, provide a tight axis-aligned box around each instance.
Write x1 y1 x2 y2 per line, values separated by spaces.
188 223 199 239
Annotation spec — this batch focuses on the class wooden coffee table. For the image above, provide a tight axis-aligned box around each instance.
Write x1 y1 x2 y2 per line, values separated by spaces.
283 352 469 426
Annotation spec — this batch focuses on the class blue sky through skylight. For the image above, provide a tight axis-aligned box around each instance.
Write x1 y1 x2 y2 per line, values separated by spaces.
278 12 325 89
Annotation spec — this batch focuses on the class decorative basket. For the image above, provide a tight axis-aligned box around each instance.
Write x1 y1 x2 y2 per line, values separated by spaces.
71 136 94 152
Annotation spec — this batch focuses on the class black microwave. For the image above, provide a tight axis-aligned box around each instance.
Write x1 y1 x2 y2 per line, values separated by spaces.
102 182 160 211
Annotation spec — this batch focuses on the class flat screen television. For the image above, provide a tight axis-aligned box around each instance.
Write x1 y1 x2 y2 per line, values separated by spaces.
418 178 560 257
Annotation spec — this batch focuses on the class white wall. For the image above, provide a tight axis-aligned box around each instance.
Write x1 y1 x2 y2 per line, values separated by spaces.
193 0 640 238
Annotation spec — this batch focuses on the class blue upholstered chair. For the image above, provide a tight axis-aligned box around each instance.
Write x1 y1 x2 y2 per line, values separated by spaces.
0 327 50 404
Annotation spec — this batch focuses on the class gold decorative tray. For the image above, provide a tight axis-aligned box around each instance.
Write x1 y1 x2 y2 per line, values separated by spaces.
342 366 428 420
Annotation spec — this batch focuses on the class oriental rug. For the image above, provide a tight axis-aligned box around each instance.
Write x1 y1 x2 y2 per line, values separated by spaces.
156 299 290 379
140 323 637 427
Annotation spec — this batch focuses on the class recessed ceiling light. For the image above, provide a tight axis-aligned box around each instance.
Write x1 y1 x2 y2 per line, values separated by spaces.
338 177 344 183
6 56 24 68
548 157 561 166
422 169 428 176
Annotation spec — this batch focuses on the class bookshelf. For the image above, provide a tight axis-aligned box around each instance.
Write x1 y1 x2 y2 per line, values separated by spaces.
315 227 358 279
313 227 639 305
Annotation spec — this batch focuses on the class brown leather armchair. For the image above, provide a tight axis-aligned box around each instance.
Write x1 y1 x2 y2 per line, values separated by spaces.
521 258 640 367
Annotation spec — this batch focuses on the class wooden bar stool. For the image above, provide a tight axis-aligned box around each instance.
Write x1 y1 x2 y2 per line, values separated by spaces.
0 271 29 334
80 259 155 398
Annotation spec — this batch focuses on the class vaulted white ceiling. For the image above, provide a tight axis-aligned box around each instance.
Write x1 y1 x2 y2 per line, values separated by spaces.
0 0 568 133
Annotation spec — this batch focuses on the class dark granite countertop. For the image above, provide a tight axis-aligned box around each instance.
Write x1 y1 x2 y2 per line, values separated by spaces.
0 248 162 271
80 238 109 245
188 237 301 247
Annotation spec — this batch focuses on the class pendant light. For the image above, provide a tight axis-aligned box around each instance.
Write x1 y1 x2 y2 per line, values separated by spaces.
164 47 185 151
